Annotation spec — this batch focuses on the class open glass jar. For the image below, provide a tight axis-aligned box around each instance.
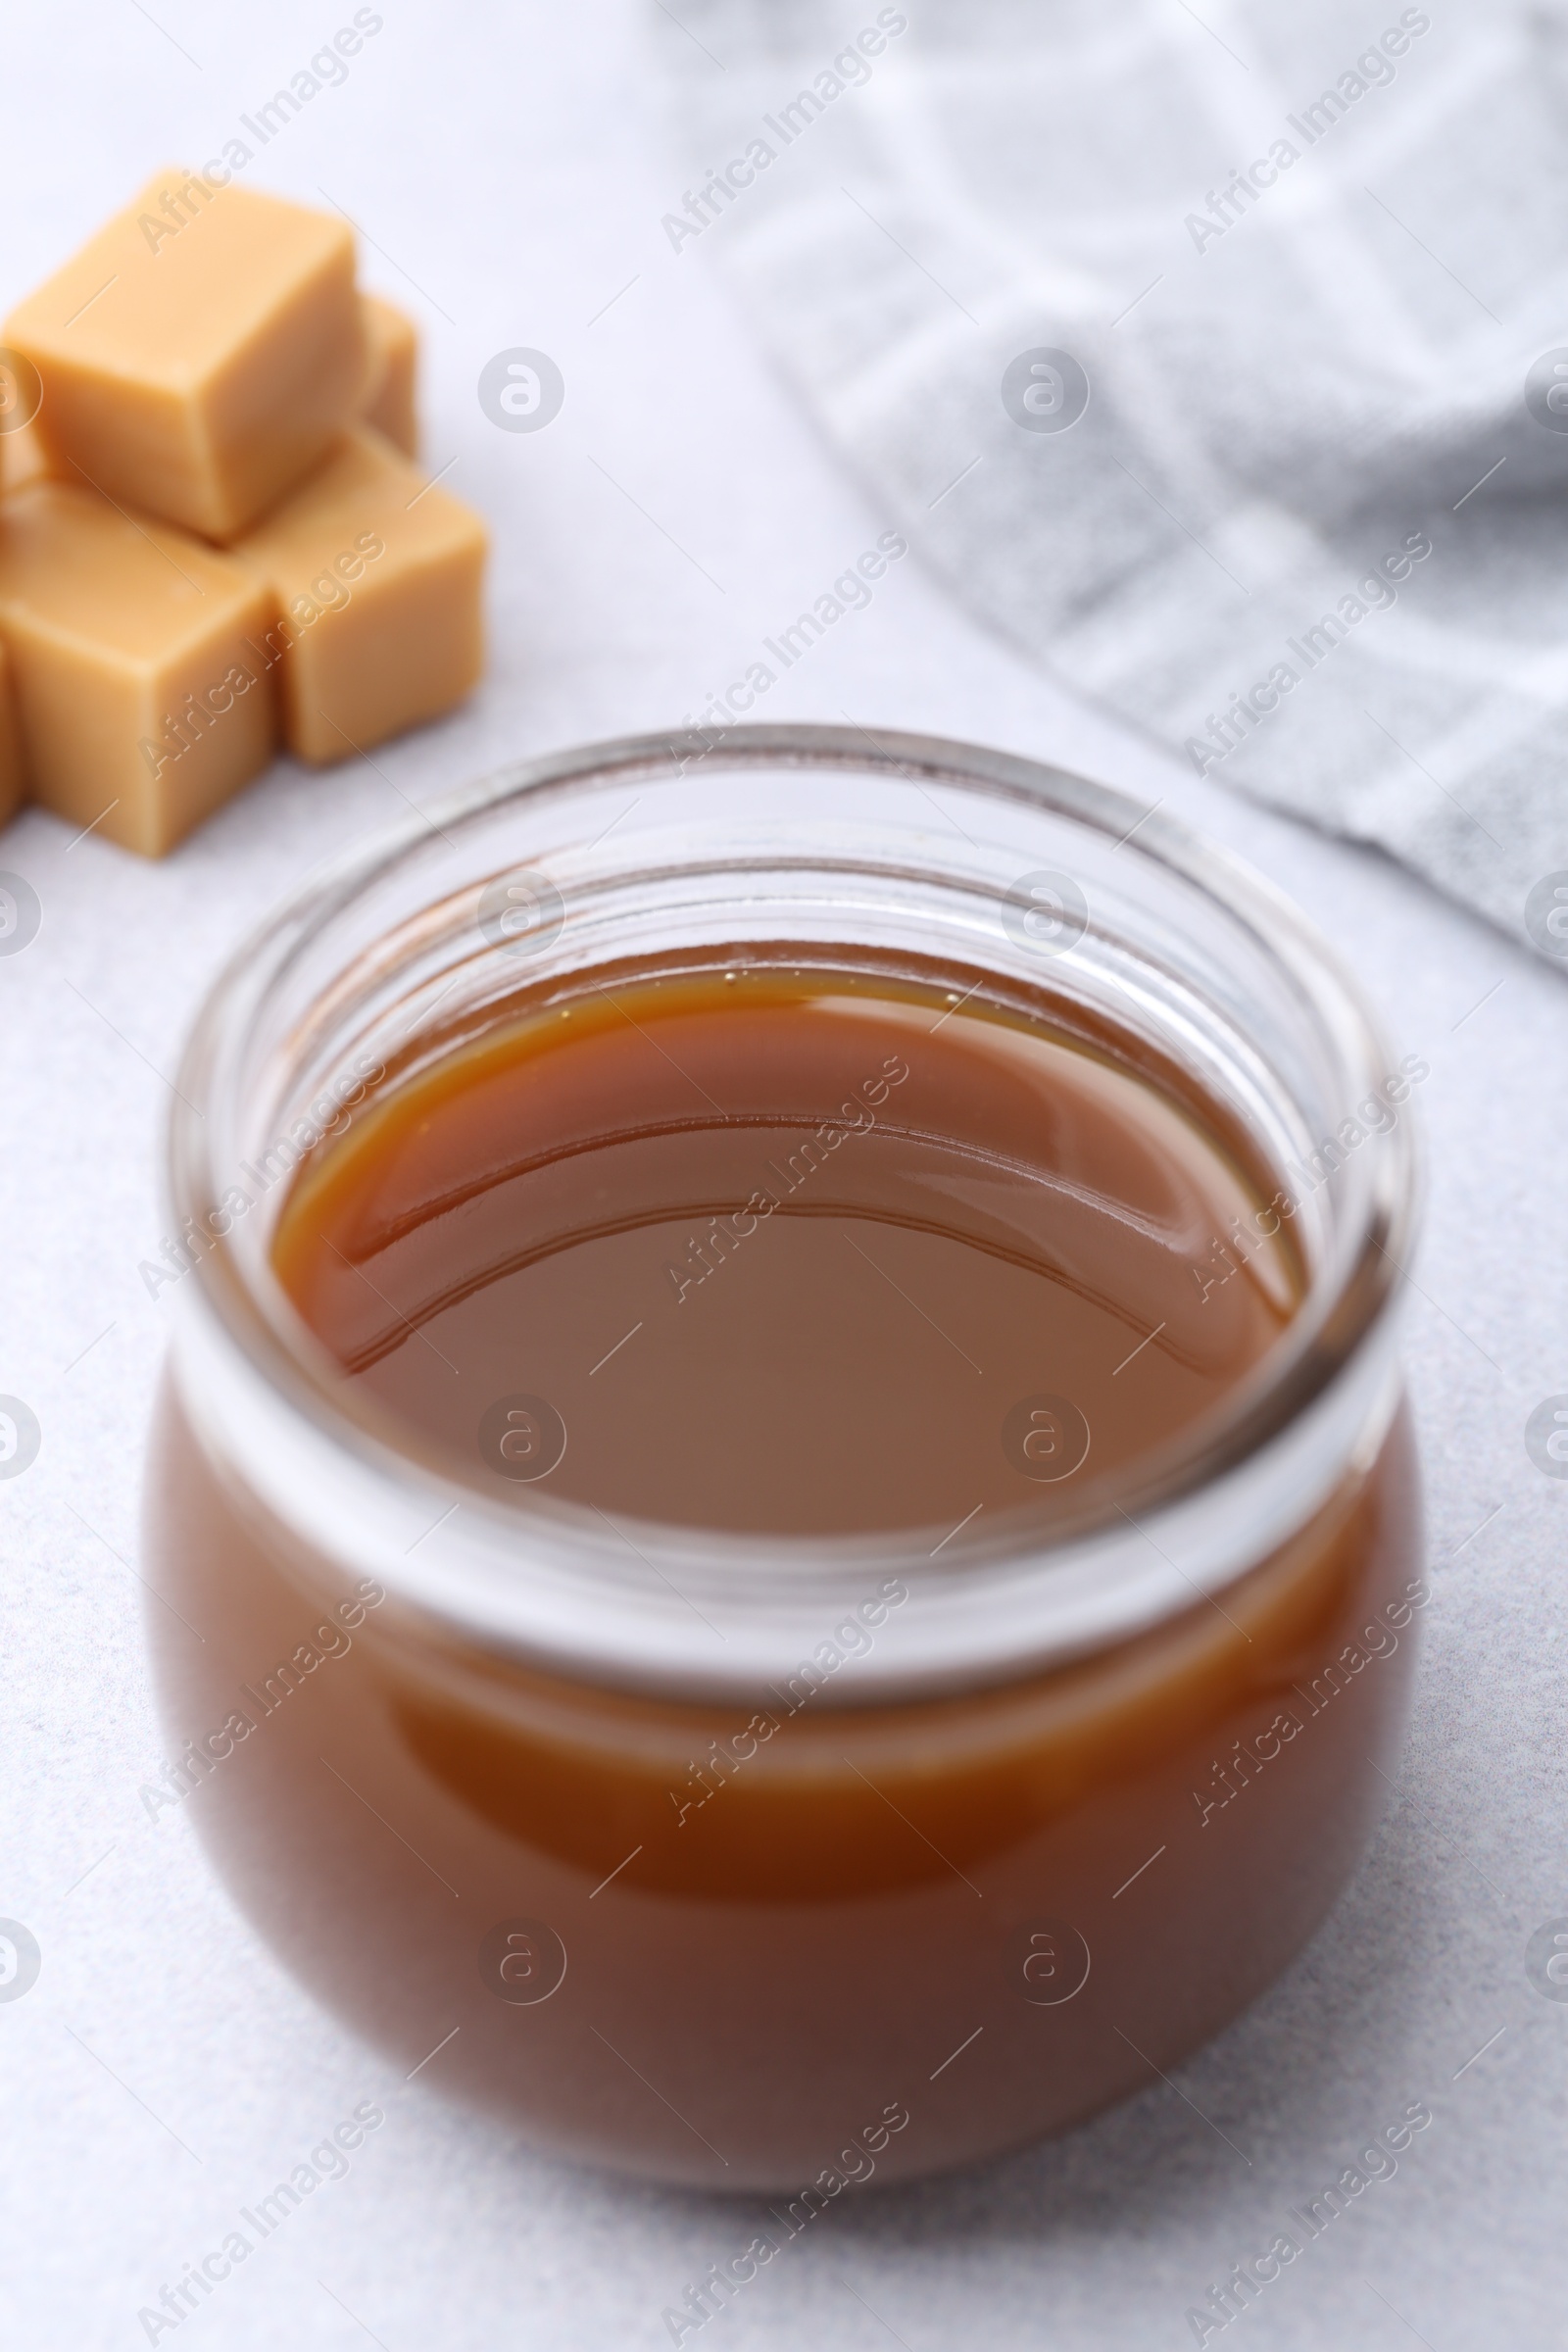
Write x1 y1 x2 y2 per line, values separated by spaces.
143 725 1424 2191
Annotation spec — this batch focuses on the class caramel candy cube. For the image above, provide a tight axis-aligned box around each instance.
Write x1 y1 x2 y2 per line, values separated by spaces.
0 639 24 831
232 426 485 765
359 295 418 458
5 172 368 543
0 482 276 856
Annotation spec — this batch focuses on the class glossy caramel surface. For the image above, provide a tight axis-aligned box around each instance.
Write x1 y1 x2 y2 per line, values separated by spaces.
274 956 1300 1539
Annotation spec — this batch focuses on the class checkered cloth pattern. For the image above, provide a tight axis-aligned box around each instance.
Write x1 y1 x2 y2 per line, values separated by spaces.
657 0 1568 964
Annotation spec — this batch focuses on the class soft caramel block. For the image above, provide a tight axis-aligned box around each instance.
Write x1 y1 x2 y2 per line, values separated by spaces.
5 172 368 543
359 294 418 458
0 482 276 856
232 426 485 764
0 639 24 831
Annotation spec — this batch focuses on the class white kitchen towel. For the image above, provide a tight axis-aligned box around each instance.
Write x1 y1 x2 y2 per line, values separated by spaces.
655 0 1568 965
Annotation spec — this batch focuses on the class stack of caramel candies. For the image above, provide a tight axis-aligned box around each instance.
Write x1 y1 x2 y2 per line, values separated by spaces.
0 172 487 855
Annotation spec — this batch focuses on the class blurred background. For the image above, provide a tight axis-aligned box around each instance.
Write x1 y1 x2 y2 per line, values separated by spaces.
0 4 1563 2346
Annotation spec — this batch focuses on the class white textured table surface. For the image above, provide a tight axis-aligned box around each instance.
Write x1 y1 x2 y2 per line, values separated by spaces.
1 6 1564 2348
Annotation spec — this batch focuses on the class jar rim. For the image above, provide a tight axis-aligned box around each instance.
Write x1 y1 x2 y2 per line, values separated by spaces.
163 723 1420 1703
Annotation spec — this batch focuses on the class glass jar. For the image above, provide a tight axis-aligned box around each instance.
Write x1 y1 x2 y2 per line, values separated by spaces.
143 724 1424 2191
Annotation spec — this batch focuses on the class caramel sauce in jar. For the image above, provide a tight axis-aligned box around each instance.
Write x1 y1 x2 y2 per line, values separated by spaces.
143 731 1423 2187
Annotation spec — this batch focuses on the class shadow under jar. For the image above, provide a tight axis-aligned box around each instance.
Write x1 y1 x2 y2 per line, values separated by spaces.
144 726 1424 2192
